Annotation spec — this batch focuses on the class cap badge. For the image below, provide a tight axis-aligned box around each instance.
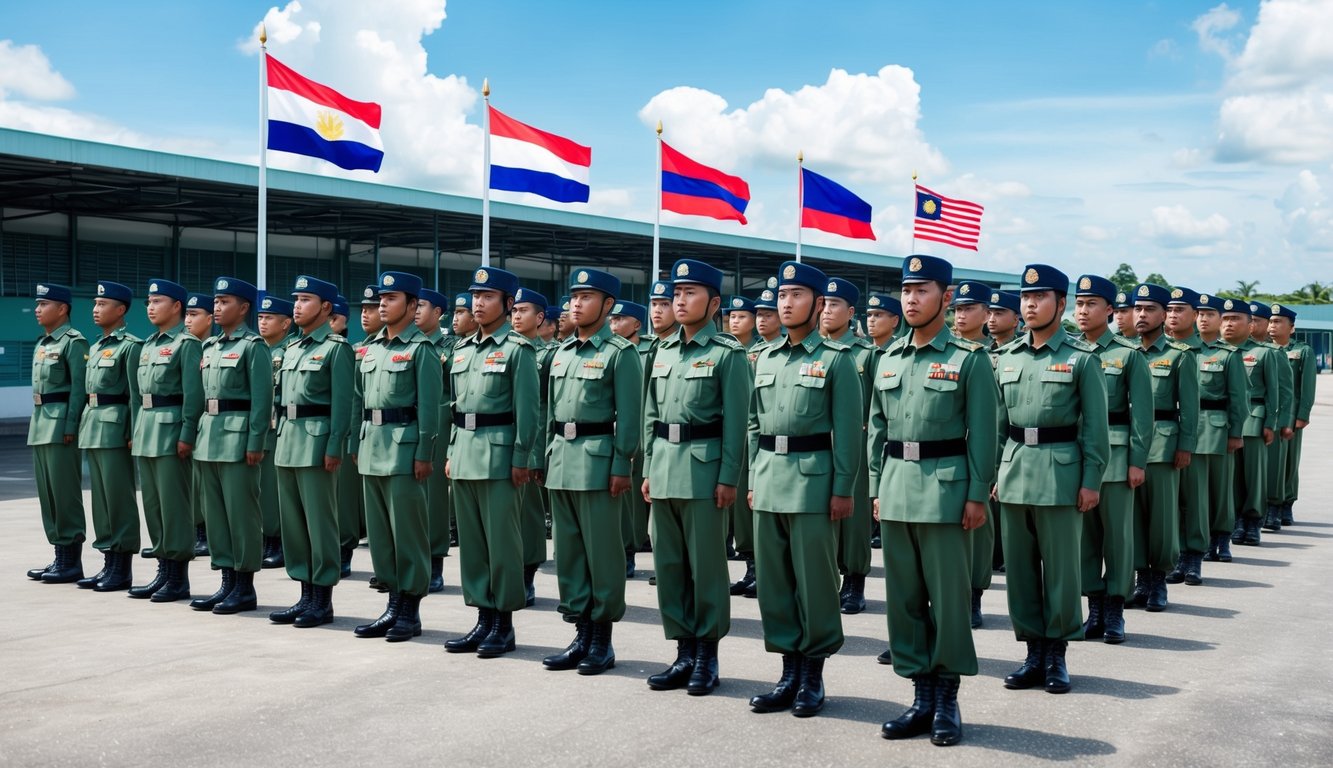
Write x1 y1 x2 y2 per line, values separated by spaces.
296 277 309 290
363 287 374 298
1224 300 1235 310
150 282 159 293
827 281 838 293
475 269 488 283
676 263 689 277
960 284 970 295
1079 277 1091 290
783 265 796 280
217 279 230 290
1171 288 1183 299
1024 268 1039 285
733 298 744 307
869 297 881 307
383 275 396 287
991 292 1000 303
97 284 106 296
576 270 589 283
653 283 665 295
262 298 273 309
1137 285 1150 297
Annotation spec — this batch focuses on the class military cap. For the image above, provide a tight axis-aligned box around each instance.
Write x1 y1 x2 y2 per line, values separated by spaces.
545 306 561 320
765 276 779 290
1220 297 1251 316
514 287 549 309
377 271 422 297
1020 264 1069 295
1195 293 1222 311
866 293 902 316
213 276 257 305
776 260 827 294
1271 303 1297 321
754 288 778 310
360 284 381 306
148 279 188 305
671 259 723 294
1168 286 1200 308
257 293 293 317
95 280 132 306
454 293 473 310
988 289 1021 314
1075 274 1118 304
722 296 757 315
901 254 952 285
184 292 213 312
1131 283 1170 308
824 278 860 308
569 267 620 299
332 295 349 317
1113 290 1133 310
611 300 647 326
1249 302 1273 320
559 295 571 313
470 266 519 296
952 280 990 306
292 275 337 304
419 289 448 310
35 282 74 306
649 280 674 302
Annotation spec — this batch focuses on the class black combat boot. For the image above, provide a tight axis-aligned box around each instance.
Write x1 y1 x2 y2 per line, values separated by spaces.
881 674 936 739
876 648 893 665
1183 551 1203 586
77 551 111 589
1004 640 1046 689
686 639 720 696
385 594 422 642
27 545 58 580
428 556 444 593
261 536 284 569
1145 570 1167 612
1262 505 1282 532
1081 594 1105 640
543 618 591 670
340 546 353 579
647 639 696 691
577 622 616 675
791 656 826 717
150 559 191 603
840 573 866 615
294 584 335 628
1280 503 1294 527
1045 640 1071 694
1231 517 1245 545
931 676 963 746
270 581 313 624
41 539 84 584
729 559 755 597
354 593 400 638
1127 569 1150 608
1103 596 1126 644
190 567 235 611
1204 535 1221 562
970 588 984 629
524 564 538 607
625 552 636 579
128 559 168 599
94 551 133 592
1243 517 1261 546
476 611 516 658
193 524 209 557
445 608 496 653
1165 554 1187 584
750 654 801 713
213 570 257 614
1217 533 1233 561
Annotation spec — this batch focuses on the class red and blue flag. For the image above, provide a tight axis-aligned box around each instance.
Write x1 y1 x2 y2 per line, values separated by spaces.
800 168 875 240
660 142 749 224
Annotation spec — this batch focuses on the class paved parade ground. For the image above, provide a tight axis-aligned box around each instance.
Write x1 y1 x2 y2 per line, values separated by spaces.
1 394 1330 767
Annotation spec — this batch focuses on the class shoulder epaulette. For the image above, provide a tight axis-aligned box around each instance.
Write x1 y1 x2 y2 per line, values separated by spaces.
1169 341 1191 352
507 331 533 349
605 334 634 351
1067 338 1097 353
328 333 347 343
885 337 910 355
201 336 219 348
714 334 744 351
1109 335 1139 350
823 338 850 351
65 327 85 340
950 338 984 352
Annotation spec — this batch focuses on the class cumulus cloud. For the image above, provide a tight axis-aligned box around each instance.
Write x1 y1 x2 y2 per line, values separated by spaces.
1275 169 1333 251
1079 225 1113 242
1140 204 1232 251
1192 3 1244 60
0 39 75 100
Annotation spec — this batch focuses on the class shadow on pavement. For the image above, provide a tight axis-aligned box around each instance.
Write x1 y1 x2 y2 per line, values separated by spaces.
1225 556 1290 567
964 723 1118 760
1069 673 1181 699
1117 633 1218 652
1153 602 1239 619
1201 577 1273 589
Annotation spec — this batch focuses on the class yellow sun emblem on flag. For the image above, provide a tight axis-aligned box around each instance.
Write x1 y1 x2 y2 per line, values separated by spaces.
922 199 938 215
315 111 345 141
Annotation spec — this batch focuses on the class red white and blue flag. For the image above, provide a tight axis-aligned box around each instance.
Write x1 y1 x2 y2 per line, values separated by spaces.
489 106 591 204
265 54 383 172
800 168 875 240
660 142 749 224
913 184 984 251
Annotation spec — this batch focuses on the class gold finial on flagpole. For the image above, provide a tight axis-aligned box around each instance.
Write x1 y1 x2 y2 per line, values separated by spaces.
912 169 918 181
656 120 663 136
798 150 803 164
259 23 267 46
482 78 490 99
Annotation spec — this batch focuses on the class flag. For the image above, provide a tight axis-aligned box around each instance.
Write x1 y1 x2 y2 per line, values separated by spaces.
660 142 749 224
801 168 875 240
913 184 984 251
489 106 591 204
265 54 383 172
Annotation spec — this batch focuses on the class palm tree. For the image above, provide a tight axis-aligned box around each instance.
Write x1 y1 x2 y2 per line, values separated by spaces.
1234 279 1260 298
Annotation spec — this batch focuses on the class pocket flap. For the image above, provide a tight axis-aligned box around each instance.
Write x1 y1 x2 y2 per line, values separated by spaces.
875 374 901 390
1040 370 1074 383
754 372 775 388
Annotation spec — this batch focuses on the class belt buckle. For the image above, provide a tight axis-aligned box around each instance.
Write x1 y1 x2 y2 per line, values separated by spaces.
372 410 384 427
142 394 155 409
563 422 578 440
464 413 477 431
89 393 100 407
1024 427 1039 446
32 394 42 405
774 435 789 455
207 399 220 416
902 441 921 461
668 423 682 444
286 404 299 420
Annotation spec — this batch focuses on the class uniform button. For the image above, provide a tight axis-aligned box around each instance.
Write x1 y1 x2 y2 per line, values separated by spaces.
1025 398 1032 404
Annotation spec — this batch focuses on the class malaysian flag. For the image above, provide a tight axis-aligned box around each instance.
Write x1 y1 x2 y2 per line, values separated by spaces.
913 184 984 251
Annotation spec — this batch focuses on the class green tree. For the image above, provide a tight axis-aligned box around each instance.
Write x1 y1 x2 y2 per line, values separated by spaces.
1107 263 1138 293
1234 279 1260 298
1144 273 1170 289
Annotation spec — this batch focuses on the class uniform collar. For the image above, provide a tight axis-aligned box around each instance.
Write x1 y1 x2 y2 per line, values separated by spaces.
1174 330 1202 348
301 322 332 344
829 327 858 346
1080 328 1115 349
98 325 128 342
900 327 950 354
674 323 718 348
152 323 185 341
472 321 514 347
41 322 73 342
218 324 254 343
776 330 823 354
424 327 444 343
385 324 425 344
564 322 612 349
1017 326 1072 350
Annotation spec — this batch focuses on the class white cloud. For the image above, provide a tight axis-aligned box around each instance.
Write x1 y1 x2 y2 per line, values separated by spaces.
1171 147 1206 168
1193 3 1244 60
1140 204 1232 250
1149 39 1180 59
0 39 74 100
1276 169 1333 250
1080 225 1113 242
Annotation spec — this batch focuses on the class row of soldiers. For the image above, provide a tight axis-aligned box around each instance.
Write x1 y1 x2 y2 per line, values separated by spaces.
25 252 1316 747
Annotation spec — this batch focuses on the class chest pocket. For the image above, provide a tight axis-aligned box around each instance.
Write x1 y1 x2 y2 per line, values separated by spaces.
298 357 325 372
575 360 607 380
875 373 902 419
383 357 415 396
1149 365 1172 378
479 352 511 396
920 375 959 421
792 372 826 417
1039 369 1075 408
998 367 1022 408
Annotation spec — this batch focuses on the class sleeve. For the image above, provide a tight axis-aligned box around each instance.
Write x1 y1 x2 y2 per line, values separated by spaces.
1225 350 1249 439
1276 350 1294 428
1076 351 1110 490
1261 351 1279 432
178 339 204 446
828 351 863 497
510 342 540 470
414 341 443 464
865 357 888 493
1297 346 1316 422
1126 351 1154 469
640 352 660 476
125 340 142 438
994 354 1012 466
610 344 643 478
747 366 761 488
717 347 752 488
441 341 456 457
963 351 998 503
245 341 273 454
1175 351 1199 454
326 342 354 460
64 336 90 436
858 346 874 420
531 346 553 470
348 350 364 455
541 349 557 473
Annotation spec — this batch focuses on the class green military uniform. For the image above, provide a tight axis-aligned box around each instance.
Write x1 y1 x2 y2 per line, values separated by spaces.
1195 331 1249 557
520 335 553 575
621 335 657 565
731 335 768 568
1261 328 1294 529
1277 327 1316 523
1169 326 1207 579
1232 335 1279 544
259 337 285 563
343 331 381 561
825 324 874 610
425 327 455 582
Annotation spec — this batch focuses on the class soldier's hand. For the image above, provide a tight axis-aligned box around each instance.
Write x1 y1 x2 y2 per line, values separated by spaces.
246 450 264 466
1076 487 1100 513
609 475 631 498
350 452 358 466
990 484 998 502
1281 427 1295 440
1127 466 1146 489
961 500 987 531
127 440 133 452
1226 437 1243 453
747 490 754 510
445 459 452 479
1295 419 1309 430
1262 427 1274 446
413 460 432 482
714 484 736 510
512 467 531 487
829 495 853 521
533 469 545 486
1173 450 1191 470
324 455 341 473
872 498 880 522
640 479 651 504
63 434 74 445
177 441 193 459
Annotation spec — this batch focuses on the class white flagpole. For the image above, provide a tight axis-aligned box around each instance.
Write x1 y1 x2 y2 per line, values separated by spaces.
795 150 803 264
910 171 918 253
257 24 269 290
652 120 662 282
481 78 491 268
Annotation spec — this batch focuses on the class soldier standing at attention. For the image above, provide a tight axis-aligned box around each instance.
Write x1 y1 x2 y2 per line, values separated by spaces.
648 281 680 342
257 294 294 571
987 291 1021 348
871 254 996 747
1268 304 1315 526
189 277 273 615
446 292 479 549
540 268 642 676
754 284 784 346
269 276 353 628
352 285 385 583
866 293 902 349
353 272 442 642
727 292 766 596
610 300 652 578
1163 288 1211 587
417 288 453 593
129 280 204 602
746 261 861 719
556 296 574 342
27 282 89 584
641 259 750 696
1192 294 1248 565
1249 303 1294 533
443 267 540 658
509 287 552 606
330 294 361 577
184 293 214 557
1071 275 1151 645
76 281 142 592
725 296 758 347
949 280 996 628
995 264 1108 695
1220 300 1278 547
1113 292 1136 339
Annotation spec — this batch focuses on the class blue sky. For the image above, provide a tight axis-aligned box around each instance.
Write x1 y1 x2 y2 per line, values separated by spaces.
2 1 1330 293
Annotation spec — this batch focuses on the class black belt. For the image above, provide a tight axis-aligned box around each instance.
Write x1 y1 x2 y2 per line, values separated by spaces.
365 407 417 425
87 393 130 407
554 421 615 439
1007 425 1078 445
654 421 724 443
454 412 515 430
1108 410 1130 426
1201 398 1228 411
142 394 184 409
284 404 332 419
884 438 966 461
1250 398 1265 405
206 398 251 415
32 392 70 405
758 433 832 455
1154 409 1179 422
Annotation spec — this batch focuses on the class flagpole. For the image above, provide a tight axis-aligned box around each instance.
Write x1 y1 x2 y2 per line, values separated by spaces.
795 150 803 264
257 24 269 290
910 170 918 254
481 78 491 268
652 120 662 282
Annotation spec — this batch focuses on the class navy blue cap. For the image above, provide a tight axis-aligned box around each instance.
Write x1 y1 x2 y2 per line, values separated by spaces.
1020 264 1069 295
377 271 422 297
360 284 380 306
866 293 901 316
952 280 990 306
1271 302 1297 321
1249 302 1273 320
333 295 349 317
418 289 448 311
988 290 1021 314
559 296 571 313
185 292 213 312
96 281 132 306
470 266 519 296
722 296 756 315
292 275 337 303
569 267 620 299
545 306 560 320
611 300 647 326
1113 290 1133 310
514 287 548 309
454 293 472 311
257 293 293 317
670 259 724 294
1075 274 1118 304
1132 283 1170 308
754 288 778 310
649 280 674 302
765 276 779 290
824 278 860 308
148 279 188 305
1168 286 1200 308
34 282 73 305
901 254 953 285
1195 293 1223 312
776 261 827 294
1220 297 1251 316
213 276 257 306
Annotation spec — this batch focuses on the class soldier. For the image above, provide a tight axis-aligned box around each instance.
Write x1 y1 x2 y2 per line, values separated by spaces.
257 294 294 570
441 268 540 658
731 286 782 598
648 280 680 342
509 287 552 605
610 299 652 577
76 281 142 592
353 272 442 642
995 264 1108 695
949 280 996 628
1268 304 1315 526
128 279 203 602
950 281 990 344
330 294 361 577
351 285 384 584
184 292 213 557
417 288 454 592
746 261 861 718
987 291 1021 348
27 282 89 584
1250 303 1294 533
1072 275 1151 644
556 296 574 342
540 268 642 676
754 284 784 346
641 258 751 696
539 307 558 344
724 296 758 348
871 254 996 747
866 293 902 349
1193 294 1248 565
1220 300 1278 547
268 276 353 628
1113 292 1136 339
1164 288 1211 586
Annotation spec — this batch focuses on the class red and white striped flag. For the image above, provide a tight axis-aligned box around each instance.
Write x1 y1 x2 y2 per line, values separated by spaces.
913 184 984 251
